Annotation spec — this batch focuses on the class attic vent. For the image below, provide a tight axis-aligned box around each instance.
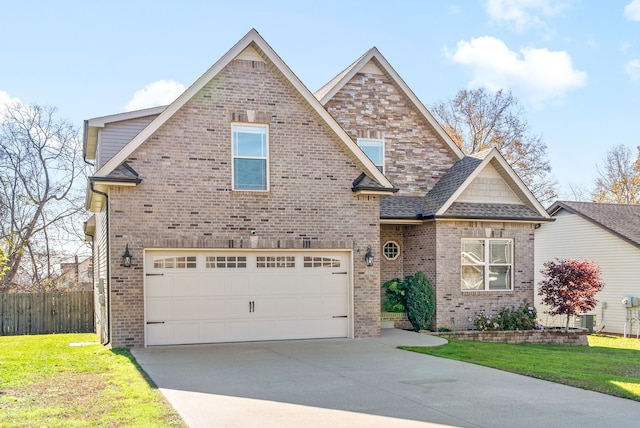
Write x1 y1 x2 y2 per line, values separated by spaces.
361 60 384 75
236 46 265 63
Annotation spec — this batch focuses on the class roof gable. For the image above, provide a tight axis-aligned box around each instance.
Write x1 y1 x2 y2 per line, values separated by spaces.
93 29 393 191
314 48 465 160
426 148 549 219
549 201 640 248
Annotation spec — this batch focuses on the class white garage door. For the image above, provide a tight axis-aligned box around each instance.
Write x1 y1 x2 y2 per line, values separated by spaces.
144 250 351 346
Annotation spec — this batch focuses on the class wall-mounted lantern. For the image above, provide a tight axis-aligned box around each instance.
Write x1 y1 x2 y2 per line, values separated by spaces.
122 244 132 268
364 246 374 267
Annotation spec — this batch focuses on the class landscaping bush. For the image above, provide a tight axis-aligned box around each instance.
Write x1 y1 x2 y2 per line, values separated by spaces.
382 278 406 313
405 272 436 332
469 300 539 331
382 272 436 331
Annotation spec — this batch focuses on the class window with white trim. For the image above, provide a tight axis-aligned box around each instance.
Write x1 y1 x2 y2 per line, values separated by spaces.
233 124 268 190
461 239 512 291
383 241 400 260
357 138 384 173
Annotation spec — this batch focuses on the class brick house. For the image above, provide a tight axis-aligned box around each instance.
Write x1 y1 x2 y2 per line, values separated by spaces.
84 29 550 347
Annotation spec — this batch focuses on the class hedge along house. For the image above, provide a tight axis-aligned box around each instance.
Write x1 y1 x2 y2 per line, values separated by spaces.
84 29 550 348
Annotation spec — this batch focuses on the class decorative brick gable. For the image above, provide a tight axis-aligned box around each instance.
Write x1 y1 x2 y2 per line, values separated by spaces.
324 70 458 196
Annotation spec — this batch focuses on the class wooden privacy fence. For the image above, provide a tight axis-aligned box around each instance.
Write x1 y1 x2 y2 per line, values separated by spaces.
0 291 95 336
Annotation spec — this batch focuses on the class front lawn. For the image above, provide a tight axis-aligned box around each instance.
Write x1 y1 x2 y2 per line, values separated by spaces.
0 333 185 427
401 334 640 401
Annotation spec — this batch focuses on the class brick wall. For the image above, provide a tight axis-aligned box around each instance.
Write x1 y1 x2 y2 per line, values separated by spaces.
434 220 536 331
323 68 459 197
380 225 405 283
432 329 588 346
105 58 382 347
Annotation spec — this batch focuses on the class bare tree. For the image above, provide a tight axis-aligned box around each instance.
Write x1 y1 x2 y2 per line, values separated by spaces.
592 144 640 204
0 102 85 292
431 88 557 205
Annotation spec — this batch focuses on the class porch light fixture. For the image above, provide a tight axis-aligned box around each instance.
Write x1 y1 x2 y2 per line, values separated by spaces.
122 244 132 268
364 246 374 267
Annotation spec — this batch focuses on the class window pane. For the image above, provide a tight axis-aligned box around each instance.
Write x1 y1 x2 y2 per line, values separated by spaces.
358 139 383 169
461 240 484 264
462 265 484 290
234 159 267 190
233 126 266 157
489 266 511 290
490 240 512 264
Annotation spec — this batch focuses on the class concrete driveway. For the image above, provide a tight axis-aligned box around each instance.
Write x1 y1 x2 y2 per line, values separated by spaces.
132 329 640 428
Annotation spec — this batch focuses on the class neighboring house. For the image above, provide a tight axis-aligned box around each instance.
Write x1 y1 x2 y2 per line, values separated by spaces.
59 256 93 290
535 201 640 335
83 29 550 347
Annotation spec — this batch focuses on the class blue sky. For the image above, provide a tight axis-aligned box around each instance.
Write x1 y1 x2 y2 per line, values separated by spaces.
1 0 639 200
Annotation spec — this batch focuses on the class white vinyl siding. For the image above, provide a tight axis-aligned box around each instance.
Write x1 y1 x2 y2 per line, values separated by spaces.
535 210 640 334
97 116 158 168
94 206 109 344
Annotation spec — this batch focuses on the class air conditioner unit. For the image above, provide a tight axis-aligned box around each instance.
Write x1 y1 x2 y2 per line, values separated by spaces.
579 314 595 333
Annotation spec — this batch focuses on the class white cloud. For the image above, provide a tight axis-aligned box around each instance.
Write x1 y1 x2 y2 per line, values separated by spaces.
484 0 569 32
626 59 640 81
447 36 587 108
0 90 21 119
124 80 185 111
625 0 640 21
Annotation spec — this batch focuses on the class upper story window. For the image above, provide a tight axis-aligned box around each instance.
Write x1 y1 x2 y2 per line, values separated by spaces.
233 124 268 190
461 239 513 291
357 138 384 173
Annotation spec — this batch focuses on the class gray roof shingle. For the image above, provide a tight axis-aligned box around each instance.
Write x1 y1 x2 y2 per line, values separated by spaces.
381 196 430 219
381 150 548 221
443 202 542 219
423 156 483 213
551 201 640 248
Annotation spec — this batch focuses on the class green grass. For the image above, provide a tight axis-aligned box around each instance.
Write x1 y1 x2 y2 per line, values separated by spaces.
401 334 640 401
0 333 186 427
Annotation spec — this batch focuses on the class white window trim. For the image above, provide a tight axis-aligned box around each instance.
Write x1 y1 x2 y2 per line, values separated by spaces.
357 138 384 173
231 123 270 191
461 238 513 291
383 241 400 261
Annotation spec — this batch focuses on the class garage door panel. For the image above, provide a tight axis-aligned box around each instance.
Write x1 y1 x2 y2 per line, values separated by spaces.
225 320 251 340
173 299 202 319
147 300 173 320
146 277 175 298
145 251 351 346
199 321 227 342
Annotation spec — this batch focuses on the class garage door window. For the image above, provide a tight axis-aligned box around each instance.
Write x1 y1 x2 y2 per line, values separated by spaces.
257 256 295 268
303 256 341 268
153 256 197 269
206 256 247 268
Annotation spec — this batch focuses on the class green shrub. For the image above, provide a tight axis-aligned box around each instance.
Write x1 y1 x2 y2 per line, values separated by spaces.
382 278 406 313
382 272 436 331
405 272 436 332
